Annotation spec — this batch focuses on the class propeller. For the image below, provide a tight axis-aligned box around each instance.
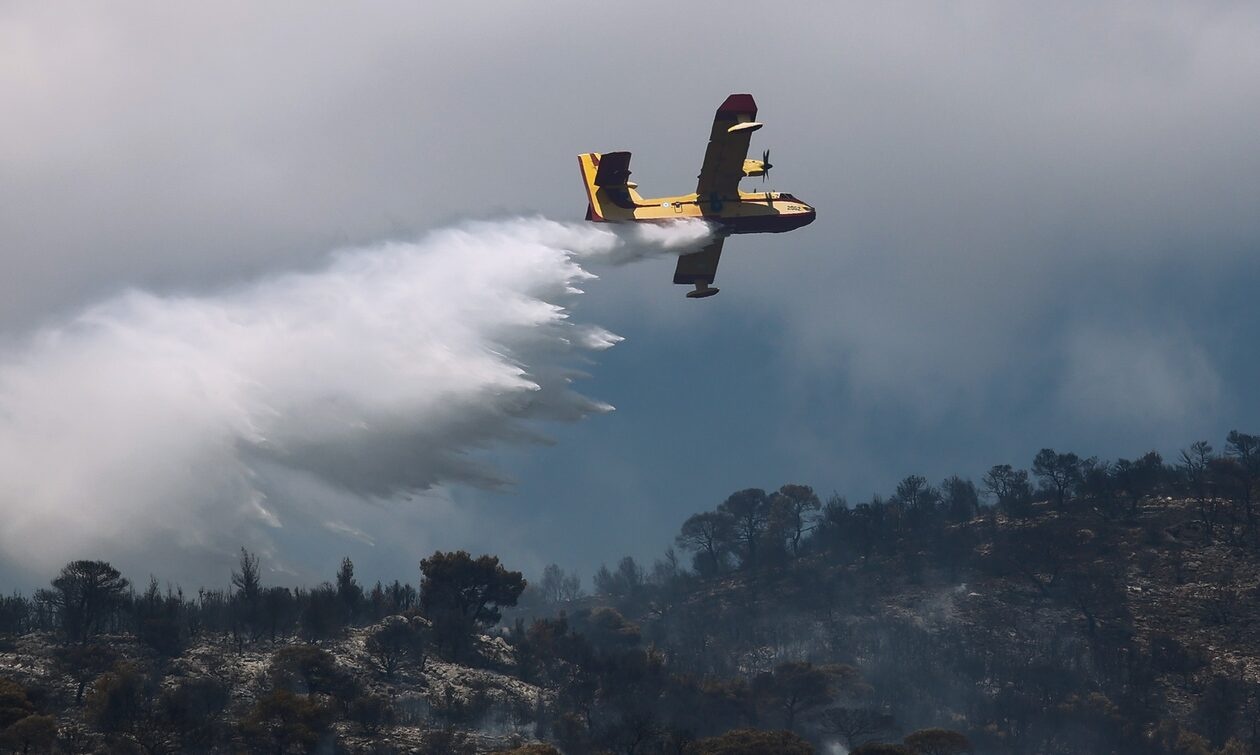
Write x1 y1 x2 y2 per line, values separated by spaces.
761 148 773 182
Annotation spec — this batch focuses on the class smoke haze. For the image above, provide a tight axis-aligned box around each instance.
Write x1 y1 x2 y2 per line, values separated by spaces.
0 218 711 586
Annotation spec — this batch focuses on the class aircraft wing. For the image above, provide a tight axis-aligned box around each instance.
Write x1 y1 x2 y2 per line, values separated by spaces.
673 237 725 287
695 94 761 204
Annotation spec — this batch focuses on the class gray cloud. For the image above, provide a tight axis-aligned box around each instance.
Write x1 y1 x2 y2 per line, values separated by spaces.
1057 324 1222 427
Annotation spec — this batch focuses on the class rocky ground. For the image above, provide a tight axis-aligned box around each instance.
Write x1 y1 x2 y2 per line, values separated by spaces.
0 624 551 753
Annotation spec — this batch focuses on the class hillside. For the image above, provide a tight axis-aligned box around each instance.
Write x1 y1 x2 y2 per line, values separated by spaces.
2 435 1260 754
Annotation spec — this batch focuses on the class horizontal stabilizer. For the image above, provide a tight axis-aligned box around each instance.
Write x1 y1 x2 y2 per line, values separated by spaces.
593 151 633 187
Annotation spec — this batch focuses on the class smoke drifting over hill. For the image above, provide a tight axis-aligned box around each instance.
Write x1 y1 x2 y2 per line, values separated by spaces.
0 218 712 586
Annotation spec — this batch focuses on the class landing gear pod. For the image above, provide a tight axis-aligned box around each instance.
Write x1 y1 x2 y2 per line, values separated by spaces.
686 282 720 299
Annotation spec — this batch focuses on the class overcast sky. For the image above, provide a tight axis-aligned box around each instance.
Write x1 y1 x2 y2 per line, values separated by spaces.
2 2 1258 590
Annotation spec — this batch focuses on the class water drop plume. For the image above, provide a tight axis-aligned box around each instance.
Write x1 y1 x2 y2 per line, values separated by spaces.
0 217 713 585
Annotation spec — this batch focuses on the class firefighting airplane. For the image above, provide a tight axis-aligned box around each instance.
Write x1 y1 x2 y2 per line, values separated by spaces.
579 93 816 298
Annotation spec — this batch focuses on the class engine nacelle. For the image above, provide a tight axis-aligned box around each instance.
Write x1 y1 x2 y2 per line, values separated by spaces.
742 159 768 177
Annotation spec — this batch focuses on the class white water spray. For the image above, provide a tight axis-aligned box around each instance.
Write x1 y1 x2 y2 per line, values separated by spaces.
0 217 712 584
